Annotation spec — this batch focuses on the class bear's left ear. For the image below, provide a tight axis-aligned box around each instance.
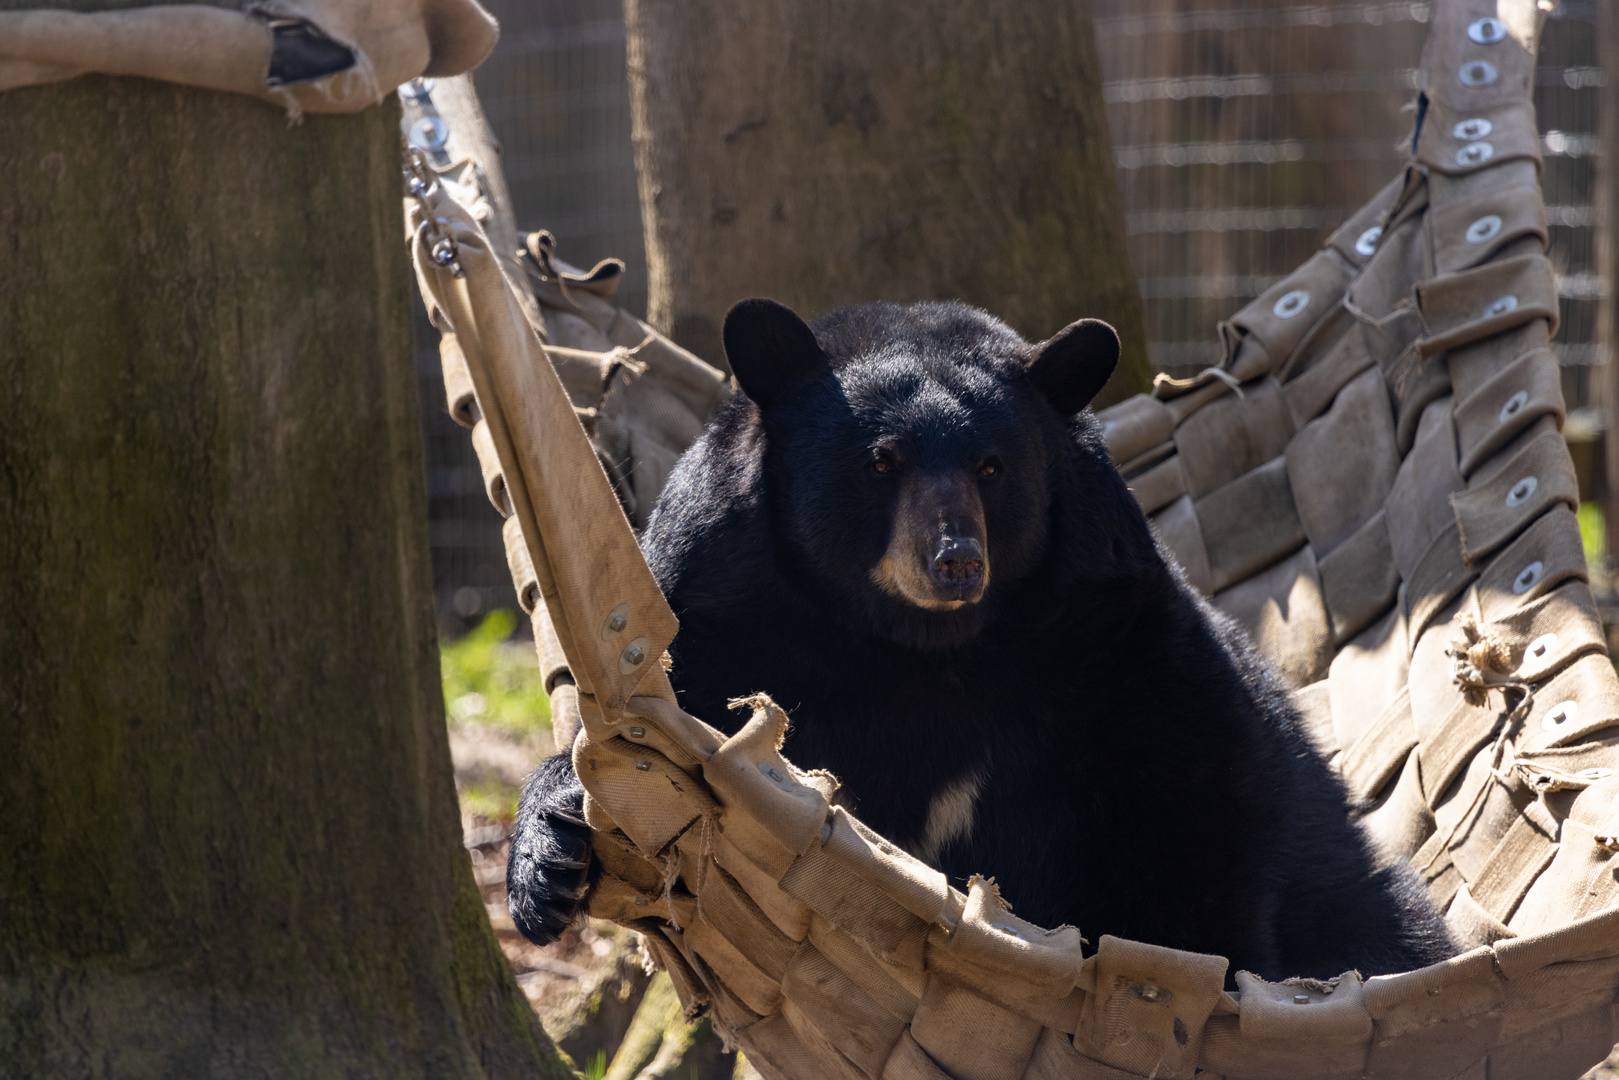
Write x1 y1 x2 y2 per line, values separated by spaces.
1021 318 1120 417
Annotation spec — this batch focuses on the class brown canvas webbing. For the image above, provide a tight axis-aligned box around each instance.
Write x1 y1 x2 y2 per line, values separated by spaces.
408 2 1619 1076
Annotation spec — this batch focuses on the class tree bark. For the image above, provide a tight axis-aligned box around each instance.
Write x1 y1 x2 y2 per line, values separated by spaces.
0 76 570 1078
624 0 1153 407
1600 1 1619 559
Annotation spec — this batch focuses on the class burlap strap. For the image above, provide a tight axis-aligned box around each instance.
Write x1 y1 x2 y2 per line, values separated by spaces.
409 0 1619 1075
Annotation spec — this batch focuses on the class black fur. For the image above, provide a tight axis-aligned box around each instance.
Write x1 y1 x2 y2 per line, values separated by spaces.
506 753 594 945
509 300 1456 979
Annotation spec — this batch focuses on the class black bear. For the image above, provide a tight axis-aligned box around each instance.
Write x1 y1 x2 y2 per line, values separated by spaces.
508 298 1456 980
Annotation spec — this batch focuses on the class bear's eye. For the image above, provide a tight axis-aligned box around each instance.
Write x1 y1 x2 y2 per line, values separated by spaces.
978 459 1000 478
871 455 896 475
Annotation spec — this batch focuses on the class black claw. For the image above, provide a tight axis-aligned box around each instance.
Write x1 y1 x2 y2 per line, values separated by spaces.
545 809 591 829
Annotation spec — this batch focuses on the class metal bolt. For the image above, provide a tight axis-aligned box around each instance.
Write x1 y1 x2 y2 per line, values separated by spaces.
1467 17 1506 44
1294 994 1311 1005
1273 289 1310 320
399 77 437 100
1543 701 1578 732
1453 118 1493 140
617 635 652 675
1466 214 1502 244
768 767 784 782
430 238 455 266
1506 475 1537 507
406 174 429 197
1131 982 1172 1004
601 602 631 640
409 116 450 151
1457 141 1496 166
1512 561 1542 595
1458 60 1499 87
628 726 646 738
634 759 651 772
1525 633 1558 663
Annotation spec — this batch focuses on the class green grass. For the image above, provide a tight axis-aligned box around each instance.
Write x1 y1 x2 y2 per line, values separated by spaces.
583 1050 607 1080
440 609 551 740
1579 501 1607 570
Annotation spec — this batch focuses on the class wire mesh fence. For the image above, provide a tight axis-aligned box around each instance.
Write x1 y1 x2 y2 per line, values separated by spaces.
417 0 1609 627
414 0 647 633
1092 0 1605 412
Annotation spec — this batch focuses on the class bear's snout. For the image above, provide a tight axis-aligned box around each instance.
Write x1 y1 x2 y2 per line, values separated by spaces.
931 538 985 589
869 470 991 611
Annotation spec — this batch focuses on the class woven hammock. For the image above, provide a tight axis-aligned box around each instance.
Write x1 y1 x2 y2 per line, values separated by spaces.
407 3 1619 1076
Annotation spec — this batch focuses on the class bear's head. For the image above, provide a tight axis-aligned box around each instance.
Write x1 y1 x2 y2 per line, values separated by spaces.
722 298 1121 650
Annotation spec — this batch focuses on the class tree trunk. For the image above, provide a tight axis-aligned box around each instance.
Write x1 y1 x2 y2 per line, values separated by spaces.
1600 2 1619 561
624 0 1153 407
0 76 570 1078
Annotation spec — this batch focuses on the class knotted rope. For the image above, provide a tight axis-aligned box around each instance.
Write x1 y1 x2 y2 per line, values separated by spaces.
1446 615 1518 708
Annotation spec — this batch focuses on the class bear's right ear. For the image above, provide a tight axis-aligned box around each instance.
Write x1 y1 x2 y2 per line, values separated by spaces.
1021 318 1120 417
723 298 831 409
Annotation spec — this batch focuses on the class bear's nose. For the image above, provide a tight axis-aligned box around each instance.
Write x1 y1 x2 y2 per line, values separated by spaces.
931 537 985 588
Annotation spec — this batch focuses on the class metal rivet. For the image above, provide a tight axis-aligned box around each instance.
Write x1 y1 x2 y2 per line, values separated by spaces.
1505 475 1537 507
628 726 646 738
1355 226 1383 256
634 759 651 771
1294 994 1312 1004
1273 289 1310 320
1485 294 1518 317
1525 632 1558 664
619 636 651 674
757 762 793 790
1468 17 1507 44
1512 560 1543 595
430 237 458 268
1499 390 1528 423
989 922 1028 940
1466 214 1503 244
399 77 437 100
409 116 450 151
601 602 630 641
1542 700 1578 732
1459 60 1499 87
406 173 430 197
1457 141 1496 166
1580 768 1612 780
1131 982 1172 1004
1453 118 1493 140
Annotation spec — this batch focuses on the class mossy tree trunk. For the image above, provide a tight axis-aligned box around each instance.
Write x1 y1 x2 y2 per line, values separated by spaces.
0 75 571 1078
624 0 1152 406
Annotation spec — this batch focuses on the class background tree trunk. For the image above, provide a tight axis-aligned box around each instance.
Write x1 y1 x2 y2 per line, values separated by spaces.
1600 2 1619 561
0 76 570 1078
624 0 1153 406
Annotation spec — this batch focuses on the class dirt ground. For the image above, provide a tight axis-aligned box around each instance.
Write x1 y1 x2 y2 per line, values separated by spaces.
447 708 620 1024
